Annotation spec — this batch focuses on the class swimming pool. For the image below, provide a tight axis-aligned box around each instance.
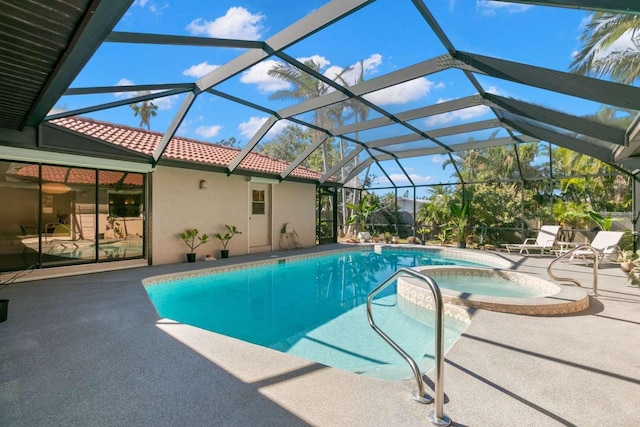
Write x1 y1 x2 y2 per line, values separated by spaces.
144 247 501 379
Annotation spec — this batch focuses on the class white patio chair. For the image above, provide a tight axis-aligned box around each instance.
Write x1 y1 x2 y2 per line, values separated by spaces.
502 225 561 256
569 231 625 264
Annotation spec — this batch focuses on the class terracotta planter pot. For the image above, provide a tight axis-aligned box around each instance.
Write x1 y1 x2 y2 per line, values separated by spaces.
621 262 633 272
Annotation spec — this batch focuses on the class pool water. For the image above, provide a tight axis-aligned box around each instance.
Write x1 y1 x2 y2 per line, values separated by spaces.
145 249 479 379
432 275 544 298
46 238 143 260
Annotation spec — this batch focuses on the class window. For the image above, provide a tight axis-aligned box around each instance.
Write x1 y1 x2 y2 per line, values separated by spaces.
252 190 265 215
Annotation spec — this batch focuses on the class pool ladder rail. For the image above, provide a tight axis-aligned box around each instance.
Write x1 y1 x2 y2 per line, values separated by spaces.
366 268 451 427
547 244 599 296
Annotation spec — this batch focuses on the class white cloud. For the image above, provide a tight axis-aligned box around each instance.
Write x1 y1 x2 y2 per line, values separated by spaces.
363 77 438 105
240 60 291 93
484 85 506 97
323 65 344 82
134 1 168 16
424 104 491 127
114 78 135 98
431 155 446 164
241 55 330 94
113 78 178 110
476 0 532 15
183 61 220 78
377 173 433 185
238 116 289 140
152 95 178 110
240 53 384 95
325 53 383 86
148 3 168 15
298 55 331 69
48 105 68 115
195 125 223 138
362 54 383 73
116 78 134 85
186 7 265 40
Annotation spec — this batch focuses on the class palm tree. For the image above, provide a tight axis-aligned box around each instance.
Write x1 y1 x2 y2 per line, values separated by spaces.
130 99 158 130
268 59 333 171
570 12 640 84
334 60 372 235
269 59 370 237
335 60 371 182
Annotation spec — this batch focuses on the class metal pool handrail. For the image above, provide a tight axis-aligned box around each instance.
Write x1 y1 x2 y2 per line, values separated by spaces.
547 244 599 296
366 268 451 427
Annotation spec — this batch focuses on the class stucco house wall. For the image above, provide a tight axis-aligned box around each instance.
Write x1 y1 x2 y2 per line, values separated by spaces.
272 180 316 249
151 166 316 265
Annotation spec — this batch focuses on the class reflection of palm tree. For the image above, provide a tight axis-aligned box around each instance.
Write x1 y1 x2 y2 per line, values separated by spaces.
130 99 158 130
570 12 640 84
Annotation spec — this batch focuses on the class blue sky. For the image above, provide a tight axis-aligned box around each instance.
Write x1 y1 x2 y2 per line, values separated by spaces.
53 0 622 195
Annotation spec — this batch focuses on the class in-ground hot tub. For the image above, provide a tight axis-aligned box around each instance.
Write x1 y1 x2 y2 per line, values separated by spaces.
398 266 590 316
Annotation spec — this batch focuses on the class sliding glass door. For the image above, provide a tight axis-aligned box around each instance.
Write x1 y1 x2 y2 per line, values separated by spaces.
40 165 97 267
0 160 39 272
98 170 145 261
0 159 146 272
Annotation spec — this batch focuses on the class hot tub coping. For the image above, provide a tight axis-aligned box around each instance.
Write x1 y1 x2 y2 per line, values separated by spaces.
398 266 590 316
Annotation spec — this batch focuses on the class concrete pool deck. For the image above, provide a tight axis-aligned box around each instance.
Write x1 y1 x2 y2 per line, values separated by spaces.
1 244 639 426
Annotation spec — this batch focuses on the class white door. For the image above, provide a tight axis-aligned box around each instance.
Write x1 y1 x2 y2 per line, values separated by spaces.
249 183 271 252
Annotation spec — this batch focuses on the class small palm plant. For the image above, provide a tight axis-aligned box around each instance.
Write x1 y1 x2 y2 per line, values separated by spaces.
214 225 242 258
179 229 209 262
179 228 210 253
449 200 470 248
346 195 379 234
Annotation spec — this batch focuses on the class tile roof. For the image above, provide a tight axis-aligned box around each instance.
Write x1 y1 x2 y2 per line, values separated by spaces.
51 117 322 181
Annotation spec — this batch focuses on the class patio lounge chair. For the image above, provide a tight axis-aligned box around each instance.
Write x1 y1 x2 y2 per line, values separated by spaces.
502 225 561 256
566 231 624 264
44 223 72 243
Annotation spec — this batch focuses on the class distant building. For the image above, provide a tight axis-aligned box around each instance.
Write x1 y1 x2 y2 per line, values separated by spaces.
396 197 428 218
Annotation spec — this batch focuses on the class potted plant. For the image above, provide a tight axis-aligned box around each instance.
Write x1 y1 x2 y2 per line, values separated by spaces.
618 250 637 272
179 228 210 262
417 227 431 245
214 224 242 258
627 264 640 286
0 264 38 322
